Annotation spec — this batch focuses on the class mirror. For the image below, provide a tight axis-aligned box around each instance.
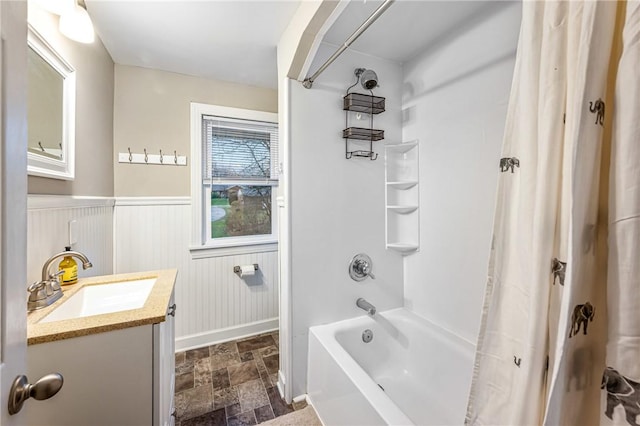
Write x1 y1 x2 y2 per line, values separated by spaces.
27 25 76 180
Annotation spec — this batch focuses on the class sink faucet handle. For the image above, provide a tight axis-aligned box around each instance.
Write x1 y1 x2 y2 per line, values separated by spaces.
27 280 46 294
49 270 64 280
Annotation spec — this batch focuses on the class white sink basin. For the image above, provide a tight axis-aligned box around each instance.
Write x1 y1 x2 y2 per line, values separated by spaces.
39 278 157 323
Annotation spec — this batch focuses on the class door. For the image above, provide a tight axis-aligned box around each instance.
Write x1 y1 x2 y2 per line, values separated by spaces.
1 1 29 424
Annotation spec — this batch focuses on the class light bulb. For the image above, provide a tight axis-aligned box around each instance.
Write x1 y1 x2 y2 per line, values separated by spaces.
59 4 95 44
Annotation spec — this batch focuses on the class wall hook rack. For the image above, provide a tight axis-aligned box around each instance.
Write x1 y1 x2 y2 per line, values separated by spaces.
118 148 187 166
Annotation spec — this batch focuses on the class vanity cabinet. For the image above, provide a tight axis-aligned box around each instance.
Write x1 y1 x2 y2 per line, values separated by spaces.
155 292 176 426
26 291 176 426
385 140 420 253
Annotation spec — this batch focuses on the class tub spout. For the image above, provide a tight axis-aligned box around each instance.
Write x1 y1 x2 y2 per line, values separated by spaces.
356 298 376 316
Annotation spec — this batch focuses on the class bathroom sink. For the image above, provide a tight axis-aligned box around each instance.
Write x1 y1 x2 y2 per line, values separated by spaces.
39 278 157 323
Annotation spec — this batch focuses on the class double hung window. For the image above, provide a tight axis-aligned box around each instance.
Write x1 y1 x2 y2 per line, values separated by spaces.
191 103 278 252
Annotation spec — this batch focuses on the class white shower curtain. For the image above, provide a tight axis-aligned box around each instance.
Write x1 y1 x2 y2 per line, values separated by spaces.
466 1 640 424
602 2 640 425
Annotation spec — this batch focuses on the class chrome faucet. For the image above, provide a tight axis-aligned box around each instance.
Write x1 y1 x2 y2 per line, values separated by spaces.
27 250 93 312
356 298 376 316
349 253 375 281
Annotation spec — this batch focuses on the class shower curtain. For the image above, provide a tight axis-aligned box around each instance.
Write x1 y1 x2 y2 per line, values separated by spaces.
466 1 640 424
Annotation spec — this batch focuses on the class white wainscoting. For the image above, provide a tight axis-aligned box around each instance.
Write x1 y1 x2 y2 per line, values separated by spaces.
114 197 279 351
27 196 114 285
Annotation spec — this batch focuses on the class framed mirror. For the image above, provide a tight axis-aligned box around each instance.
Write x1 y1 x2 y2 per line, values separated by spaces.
27 24 76 180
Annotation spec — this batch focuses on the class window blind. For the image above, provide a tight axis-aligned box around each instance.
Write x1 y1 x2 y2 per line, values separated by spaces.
202 115 278 183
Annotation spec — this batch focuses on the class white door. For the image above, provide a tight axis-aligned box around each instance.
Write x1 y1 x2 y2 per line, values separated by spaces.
1 2 30 424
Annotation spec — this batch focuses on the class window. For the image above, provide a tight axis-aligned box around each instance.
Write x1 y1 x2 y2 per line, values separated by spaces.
191 103 278 254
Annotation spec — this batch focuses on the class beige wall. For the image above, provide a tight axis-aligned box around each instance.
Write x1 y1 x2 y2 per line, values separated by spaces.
113 65 278 197
27 6 114 196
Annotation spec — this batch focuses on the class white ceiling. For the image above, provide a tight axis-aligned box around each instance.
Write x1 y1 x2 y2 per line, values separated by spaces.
85 0 301 89
321 0 510 64
85 0 514 90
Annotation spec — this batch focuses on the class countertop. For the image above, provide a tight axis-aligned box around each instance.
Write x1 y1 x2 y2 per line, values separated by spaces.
27 269 177 345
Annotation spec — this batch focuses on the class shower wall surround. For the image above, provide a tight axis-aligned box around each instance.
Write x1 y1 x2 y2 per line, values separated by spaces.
288 44 404 397
402 2 522 344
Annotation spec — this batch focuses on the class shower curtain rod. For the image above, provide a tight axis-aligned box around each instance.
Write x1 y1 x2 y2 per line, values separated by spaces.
302 0 396 89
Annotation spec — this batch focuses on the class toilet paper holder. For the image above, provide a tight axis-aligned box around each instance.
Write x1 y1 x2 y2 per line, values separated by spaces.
233 264 259 274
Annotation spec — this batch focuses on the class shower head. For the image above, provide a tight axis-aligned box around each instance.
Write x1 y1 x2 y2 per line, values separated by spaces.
360 69 378 90
354 68 379 90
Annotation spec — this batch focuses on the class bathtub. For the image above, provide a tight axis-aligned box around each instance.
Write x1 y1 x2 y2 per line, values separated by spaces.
307 308 475 425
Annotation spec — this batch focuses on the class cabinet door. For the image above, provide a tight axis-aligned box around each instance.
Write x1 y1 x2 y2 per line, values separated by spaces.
27 326 154 425
154 290 176 426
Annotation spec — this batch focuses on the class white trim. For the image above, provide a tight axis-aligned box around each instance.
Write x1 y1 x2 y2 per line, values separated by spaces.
190 102 279 250
114 197 190 206
190 242 277 259
27 24 76 180
292 394 308 404
277 371 287 400
27 195 115 210
297 0 351 82
278 77 293 403
174 318 278 352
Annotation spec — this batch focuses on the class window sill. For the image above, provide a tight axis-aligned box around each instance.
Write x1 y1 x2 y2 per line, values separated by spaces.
189 240 278 259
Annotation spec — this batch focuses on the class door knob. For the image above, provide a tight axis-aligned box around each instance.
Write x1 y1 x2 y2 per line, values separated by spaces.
8 373 64 415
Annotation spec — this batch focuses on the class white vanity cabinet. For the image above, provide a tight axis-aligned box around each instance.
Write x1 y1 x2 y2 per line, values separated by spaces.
155 292 177 426
26 291 176 426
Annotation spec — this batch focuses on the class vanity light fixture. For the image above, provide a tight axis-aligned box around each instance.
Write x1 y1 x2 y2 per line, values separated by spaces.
32 0 74 16
58 0 95 44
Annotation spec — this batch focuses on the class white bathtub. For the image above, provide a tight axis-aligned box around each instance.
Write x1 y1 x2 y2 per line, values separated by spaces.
308 308 475 425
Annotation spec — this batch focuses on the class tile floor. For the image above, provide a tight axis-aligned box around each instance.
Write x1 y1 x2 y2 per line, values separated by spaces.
174 331 307 426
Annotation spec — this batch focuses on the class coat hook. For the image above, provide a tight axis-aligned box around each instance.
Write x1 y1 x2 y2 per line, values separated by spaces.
128 147 133 162
174 150 178 164
144 148 148 163
159 149 163 164
38 141 45 152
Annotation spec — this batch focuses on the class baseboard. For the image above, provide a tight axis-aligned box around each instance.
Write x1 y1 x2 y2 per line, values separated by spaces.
277 370 286 400
175 318 279 352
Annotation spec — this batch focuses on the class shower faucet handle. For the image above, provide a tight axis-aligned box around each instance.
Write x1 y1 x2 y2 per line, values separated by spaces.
349 253 375 281
357 260 375 279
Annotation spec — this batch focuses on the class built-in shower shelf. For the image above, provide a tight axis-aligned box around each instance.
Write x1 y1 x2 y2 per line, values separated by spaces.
386 243 419 253
385 140 418 153
343 93 386 114
386 181 418 190
385 141 419 255
387 205 418 214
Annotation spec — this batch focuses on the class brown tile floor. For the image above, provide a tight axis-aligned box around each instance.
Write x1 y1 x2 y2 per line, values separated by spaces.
175 331 308 426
